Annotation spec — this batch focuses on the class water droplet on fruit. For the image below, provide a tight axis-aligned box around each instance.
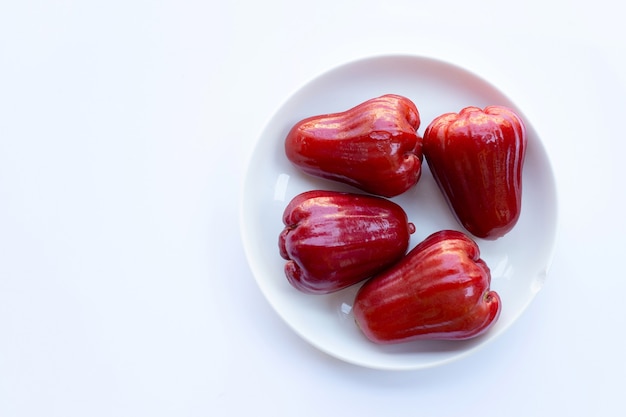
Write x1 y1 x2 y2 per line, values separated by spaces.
369 131 391 140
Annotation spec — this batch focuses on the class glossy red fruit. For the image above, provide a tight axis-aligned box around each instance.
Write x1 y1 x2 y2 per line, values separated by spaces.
285 94 423 198
279 190 415 294
353 230 501 342
423 106 527 240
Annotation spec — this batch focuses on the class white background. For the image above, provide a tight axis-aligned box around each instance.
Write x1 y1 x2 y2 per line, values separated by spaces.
1 1 624 416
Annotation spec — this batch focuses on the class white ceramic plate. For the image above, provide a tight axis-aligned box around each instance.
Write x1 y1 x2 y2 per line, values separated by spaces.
240 55 558 370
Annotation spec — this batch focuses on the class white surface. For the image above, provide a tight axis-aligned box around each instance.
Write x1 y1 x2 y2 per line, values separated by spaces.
1 1 624 416
241 55 557 370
